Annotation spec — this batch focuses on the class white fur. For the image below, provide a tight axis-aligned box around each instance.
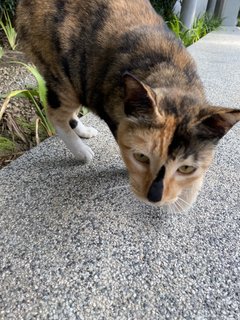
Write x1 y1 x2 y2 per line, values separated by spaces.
73 117 98 138
56 126 94 162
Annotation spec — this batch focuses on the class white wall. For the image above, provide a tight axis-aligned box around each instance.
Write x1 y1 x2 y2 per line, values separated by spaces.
179 0 240 28
217 0 240 26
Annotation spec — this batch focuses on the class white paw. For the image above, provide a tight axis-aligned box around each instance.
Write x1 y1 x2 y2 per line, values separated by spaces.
56 126 94 162
77 126 98 139
73 143 94 162
73 118 98 139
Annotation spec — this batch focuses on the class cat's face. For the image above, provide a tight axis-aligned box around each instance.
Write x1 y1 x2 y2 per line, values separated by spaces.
118 120 214 212
117 73 240 212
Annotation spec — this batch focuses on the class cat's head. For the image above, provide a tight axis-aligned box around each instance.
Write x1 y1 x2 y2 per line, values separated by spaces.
117 73 240 212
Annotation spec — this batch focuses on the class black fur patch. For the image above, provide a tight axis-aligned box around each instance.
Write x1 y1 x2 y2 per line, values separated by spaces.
52 0 67 54
17 24 28 42
47 86 61 109
118 28 145 54
97 109 118 138
61 56 71 80
54 0 66 23
183 62 197 84
31 48 60 86
162 97 179 116
124 97 153 117
78 45 87 106
168 123 191 158
61 4 109 107
53 36 61 53
162 96 196 117
69 119 78 129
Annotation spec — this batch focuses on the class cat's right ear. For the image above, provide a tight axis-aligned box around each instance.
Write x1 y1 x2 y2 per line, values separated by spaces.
123 72 156 118
196 106 240 141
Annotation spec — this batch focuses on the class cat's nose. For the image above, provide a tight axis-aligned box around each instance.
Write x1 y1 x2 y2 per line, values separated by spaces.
147 166 165 203
147 180 163 203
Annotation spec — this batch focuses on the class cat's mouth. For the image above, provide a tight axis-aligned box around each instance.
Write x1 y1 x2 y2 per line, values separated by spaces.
131 184 194 213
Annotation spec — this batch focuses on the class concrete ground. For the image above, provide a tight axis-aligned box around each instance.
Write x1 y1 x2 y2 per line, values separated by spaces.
0 28 240 319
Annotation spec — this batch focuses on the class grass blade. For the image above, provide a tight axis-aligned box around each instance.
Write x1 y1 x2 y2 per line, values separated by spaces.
0 89 30 120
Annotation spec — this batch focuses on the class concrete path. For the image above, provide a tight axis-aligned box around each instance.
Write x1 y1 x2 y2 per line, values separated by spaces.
0 28 240 319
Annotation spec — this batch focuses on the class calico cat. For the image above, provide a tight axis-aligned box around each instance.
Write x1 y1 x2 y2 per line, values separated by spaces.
16 0 240 211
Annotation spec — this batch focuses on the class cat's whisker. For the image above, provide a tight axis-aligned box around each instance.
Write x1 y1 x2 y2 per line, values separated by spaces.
171 202 179 214
181 190 193 197
183 187 201 194
171 206 175 215
179 202 187 212
167 204 171 214
177 197 191 207
170 204 175 215
167 203 174 214
175 200 184 213
173 197 189 213
166 203 171 214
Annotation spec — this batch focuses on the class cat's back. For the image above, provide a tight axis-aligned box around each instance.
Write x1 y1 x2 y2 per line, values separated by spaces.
16 0 198 110
16 0 164 59
17 0 162 28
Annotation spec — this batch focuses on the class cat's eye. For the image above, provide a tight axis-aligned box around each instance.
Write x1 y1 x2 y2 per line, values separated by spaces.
177 165 196 175
133 153 150 164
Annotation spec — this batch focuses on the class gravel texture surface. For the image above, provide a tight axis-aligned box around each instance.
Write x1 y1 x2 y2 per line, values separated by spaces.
0 27 239 320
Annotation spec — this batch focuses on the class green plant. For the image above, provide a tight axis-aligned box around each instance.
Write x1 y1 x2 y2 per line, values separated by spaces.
203 14 223 33
168 14 222 47
150 0 176 21
0 136 16 155
187 15 208 44
0 0 17 19
80 106 89 116
189 14 222 44
0 63 55 141
168 14 182 37
167 15 192 46
0 46 4 58
0 9 17 50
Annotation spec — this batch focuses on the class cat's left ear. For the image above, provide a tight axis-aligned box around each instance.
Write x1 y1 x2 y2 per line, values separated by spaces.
123 72 157 118
197 106 240 140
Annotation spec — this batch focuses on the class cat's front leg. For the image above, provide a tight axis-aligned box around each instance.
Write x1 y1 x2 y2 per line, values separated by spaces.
55 126 94 162
69 117 98 139
47 88 96 162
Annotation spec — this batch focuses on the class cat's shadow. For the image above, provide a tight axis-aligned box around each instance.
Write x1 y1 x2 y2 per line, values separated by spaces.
29 156 177 227
37 156 94 169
